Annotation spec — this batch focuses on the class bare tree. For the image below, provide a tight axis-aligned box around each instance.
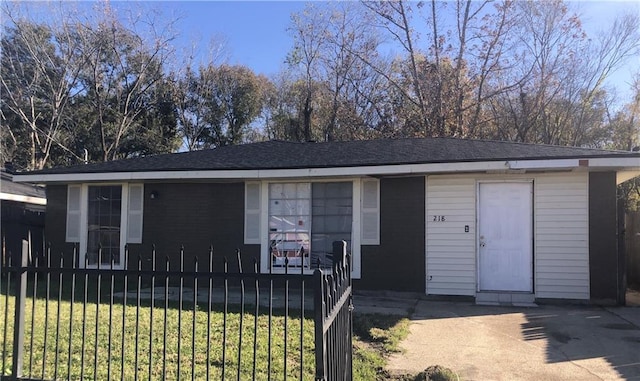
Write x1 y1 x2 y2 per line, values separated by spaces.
171 36 229 151
567 11 640 146
361 1 434 135
1 2 181 167
487 1 640 147
287 4 330 141
76 3 177 161
171 67 213 151
0 5 85 170
608 75 640 151
450 0 525 138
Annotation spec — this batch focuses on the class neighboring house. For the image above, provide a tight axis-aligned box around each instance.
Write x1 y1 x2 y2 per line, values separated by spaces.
13 138 640 304
1 166 46 265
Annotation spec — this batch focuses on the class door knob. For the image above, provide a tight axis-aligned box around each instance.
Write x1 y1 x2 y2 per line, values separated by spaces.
480 241 486 247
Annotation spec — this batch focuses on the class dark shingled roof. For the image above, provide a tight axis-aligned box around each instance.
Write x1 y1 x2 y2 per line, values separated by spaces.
1 169 46 199
18 138 640 175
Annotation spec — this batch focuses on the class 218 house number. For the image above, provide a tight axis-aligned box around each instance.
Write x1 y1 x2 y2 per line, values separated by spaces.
433 215 446 222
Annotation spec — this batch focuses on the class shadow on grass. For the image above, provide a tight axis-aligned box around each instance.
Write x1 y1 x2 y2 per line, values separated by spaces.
352 312 412 381
353 313 406 346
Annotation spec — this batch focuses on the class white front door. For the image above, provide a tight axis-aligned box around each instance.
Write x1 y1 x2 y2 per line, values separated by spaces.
478 182 533 292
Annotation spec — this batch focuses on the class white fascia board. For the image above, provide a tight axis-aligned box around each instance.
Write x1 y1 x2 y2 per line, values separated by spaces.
585 157 640 168
0 192 47 205
13 157 640 183
507 159 579 169
508 157 640 170
14 170 261 183
13 161 511 183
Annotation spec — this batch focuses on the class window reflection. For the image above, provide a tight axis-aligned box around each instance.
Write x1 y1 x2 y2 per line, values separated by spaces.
268 182 352 270
87 185 122 266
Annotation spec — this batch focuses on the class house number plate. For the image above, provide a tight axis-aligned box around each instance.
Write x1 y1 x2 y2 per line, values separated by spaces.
432 215 446 222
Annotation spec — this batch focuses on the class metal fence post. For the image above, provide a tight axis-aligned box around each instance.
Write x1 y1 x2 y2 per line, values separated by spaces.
313 268 326 381
332 241 347 266
11 240 28 380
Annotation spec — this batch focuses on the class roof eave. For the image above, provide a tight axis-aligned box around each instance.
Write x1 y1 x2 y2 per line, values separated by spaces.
13 157 640 184
0 192 47 205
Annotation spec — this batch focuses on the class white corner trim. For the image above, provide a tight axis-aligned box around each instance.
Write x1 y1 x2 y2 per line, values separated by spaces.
351 179 362 279
0 192 47 205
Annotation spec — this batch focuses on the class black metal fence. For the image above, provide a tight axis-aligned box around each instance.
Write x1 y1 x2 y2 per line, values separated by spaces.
0 240 352 380
314 242 353 381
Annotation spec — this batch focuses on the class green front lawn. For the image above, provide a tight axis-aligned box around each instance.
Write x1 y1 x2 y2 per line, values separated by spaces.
1 292 314 380
1 284 411 380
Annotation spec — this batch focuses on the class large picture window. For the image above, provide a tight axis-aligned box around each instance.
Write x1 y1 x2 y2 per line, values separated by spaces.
87 185 122 266
268 182 352 270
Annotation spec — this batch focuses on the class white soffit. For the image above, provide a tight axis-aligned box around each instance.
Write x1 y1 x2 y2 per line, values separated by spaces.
617 170 640 185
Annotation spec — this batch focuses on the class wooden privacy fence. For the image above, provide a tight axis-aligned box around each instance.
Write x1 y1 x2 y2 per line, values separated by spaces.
0 240 353 381
626 211 640 288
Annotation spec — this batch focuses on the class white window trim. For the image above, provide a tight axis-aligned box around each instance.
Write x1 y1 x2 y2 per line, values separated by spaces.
258 178 362 279
77 183 130 270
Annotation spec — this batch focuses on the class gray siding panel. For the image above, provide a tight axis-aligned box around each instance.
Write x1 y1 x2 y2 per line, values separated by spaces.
45 182 258 271
130 182 259 271
588 172 619 303
357 177 425 292
45 185 76 257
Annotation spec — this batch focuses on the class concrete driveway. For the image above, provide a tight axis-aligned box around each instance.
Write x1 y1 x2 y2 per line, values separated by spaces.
354 293 640 381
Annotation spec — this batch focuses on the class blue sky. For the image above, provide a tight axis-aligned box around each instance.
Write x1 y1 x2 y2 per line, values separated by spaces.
166 1 639 97
170 1 307 73
8 1 639 98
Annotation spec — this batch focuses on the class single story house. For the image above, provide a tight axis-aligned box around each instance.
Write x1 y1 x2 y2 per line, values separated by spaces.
13 138 640 304
1 165 46 265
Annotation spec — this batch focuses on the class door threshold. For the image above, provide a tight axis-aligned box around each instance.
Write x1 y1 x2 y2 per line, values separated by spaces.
476 291 537 307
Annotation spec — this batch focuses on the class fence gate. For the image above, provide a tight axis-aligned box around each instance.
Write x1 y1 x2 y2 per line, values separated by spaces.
1 240 353 380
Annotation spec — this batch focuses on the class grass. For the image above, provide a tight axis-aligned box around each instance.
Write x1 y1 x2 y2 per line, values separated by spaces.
0 283 315 380
351 313 459 381
352 313 411 381
1 277 421 380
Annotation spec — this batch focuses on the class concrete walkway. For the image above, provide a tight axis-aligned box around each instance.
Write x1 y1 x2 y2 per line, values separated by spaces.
353 293 640 381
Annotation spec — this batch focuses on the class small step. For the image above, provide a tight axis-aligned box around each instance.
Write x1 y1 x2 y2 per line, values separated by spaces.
475 292 537 307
